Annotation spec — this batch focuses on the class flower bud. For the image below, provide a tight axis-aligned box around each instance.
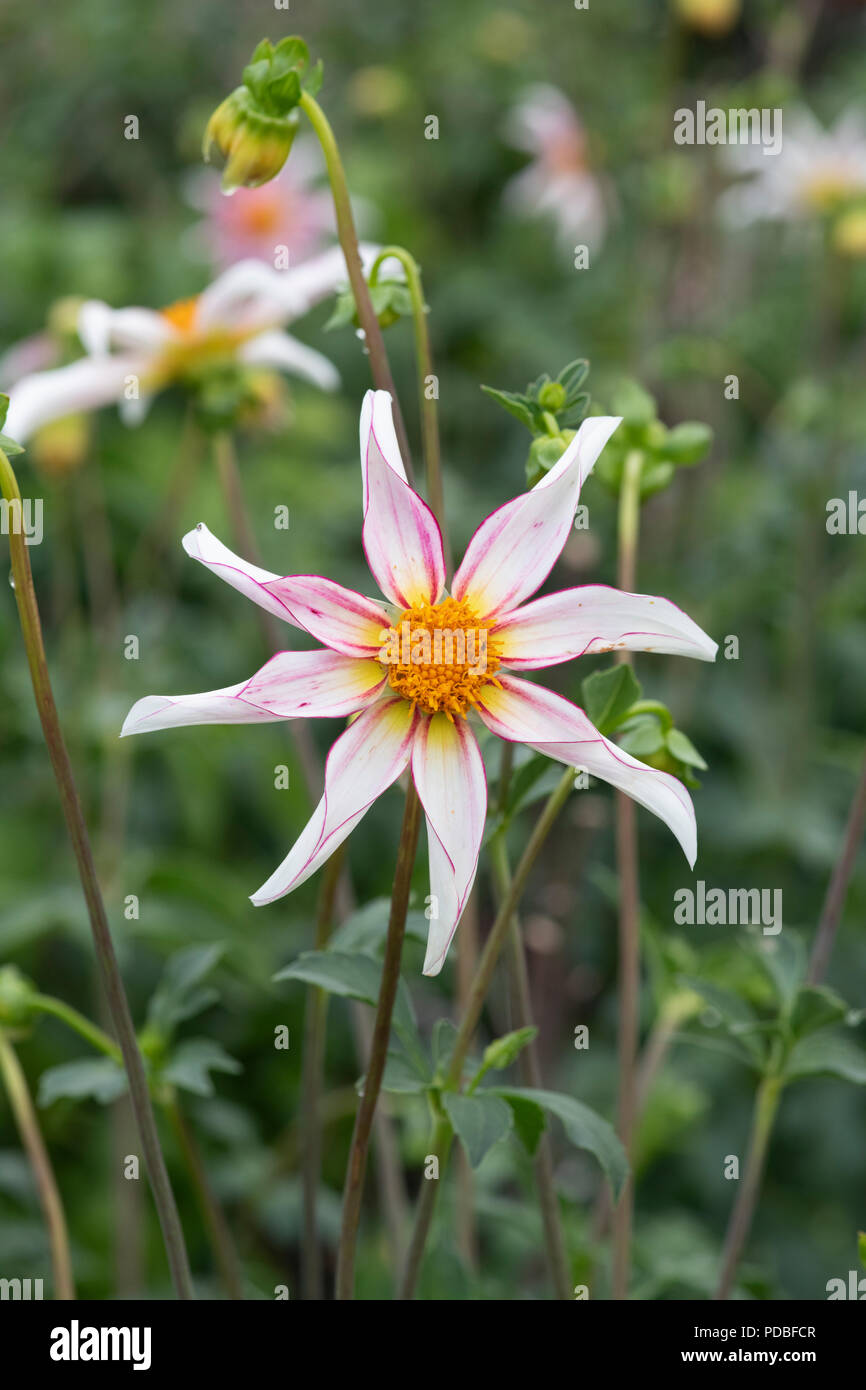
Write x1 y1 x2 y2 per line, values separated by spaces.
31 414 90 477
204 86 299 194
833 207 866 259
0 966 38 1027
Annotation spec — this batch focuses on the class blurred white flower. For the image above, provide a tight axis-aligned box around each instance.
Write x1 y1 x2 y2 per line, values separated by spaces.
503 84 607 249
720 107 866 226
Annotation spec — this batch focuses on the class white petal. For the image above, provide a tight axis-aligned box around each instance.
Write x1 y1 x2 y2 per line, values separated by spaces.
359 390 446 607
4 355 143 441
182 524 295 626
493 586 718 669
251 696 418 903
120 650 386 735
452 415 621 618
78 301 174 356
475 675 697 867
411 714 487 977
239 330 340 390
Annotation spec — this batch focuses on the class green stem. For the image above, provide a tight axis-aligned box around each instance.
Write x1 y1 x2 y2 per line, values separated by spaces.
714 1075 783 1300
0 445 194 1300
807 749 866 985
490 833 572 1300
301 844 346 1300
611 447 644 1301
32 995 120 1061
370 246 450 571
166 1096 244 1300
298 92 413 483
0 1029 76 1299
396 766 574 1299
335 781 422 1299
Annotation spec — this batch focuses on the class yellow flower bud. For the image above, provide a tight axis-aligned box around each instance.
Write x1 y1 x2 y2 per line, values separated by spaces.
674 0 741 37
203 87 298 194
31 414 90 477
833 207 866 259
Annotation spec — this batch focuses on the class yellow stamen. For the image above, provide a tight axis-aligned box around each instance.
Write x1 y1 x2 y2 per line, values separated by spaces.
380 596 502 720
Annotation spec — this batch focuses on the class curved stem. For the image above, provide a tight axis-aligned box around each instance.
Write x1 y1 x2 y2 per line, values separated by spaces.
490 833 572 1300
0 1029 76 1300
335 780 422 1299
166 1096 244 1300
370 246 450 571
298 92 413 482
301 843 346 1300
397 766 574 1299
0 445 194 1300
32 995 120 1061
714 1075 783 1300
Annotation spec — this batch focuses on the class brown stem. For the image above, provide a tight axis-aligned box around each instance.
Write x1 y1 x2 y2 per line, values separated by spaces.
714 1076 782 1300
807 750 866 985
167 1096 244 1300
0 1030 76 1299
0 446 194 1299
335 781 422 1299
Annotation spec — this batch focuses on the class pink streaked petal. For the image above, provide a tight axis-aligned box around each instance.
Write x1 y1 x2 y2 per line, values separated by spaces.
261 575 393 657
475 675 697 867
452 415 621 618
250 695 418 904
182 524 300 627
493 586 718 669
359 389 445 607
120 650 386 736
411 714 487 977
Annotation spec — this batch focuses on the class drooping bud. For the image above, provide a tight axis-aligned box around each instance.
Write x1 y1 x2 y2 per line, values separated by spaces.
203 37 321 193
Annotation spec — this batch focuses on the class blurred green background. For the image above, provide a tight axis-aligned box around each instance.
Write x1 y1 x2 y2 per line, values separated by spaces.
0 0 864 1300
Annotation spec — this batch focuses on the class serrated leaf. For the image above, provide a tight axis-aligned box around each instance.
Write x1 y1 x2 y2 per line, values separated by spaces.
274 950 423 1068
581 665 642 736
443 1092 513 1168
38 1058 127 1107
783 1032 866 1086
481 384 537 431
666 728 708 770
502 1094 546 1155
162 1039 241 1097
496 1087 627 1196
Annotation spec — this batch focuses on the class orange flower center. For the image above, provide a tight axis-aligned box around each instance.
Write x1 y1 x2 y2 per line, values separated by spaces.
238 196 283 236
379 596 502 720
160 296 200 335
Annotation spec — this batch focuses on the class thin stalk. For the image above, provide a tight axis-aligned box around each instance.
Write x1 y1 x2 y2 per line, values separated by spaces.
369 247 450 570
490 833 572 1300
166 1096 244 1300
0 1029 76 1300
299 92 413 482
211 430 321 802
714 1075 783 1300
611 447 643 1302
807 750 866 985
301 844 346 1300
0 445 194 1300
32 995 120 1061
336 781 422 1299
397 766 574 1299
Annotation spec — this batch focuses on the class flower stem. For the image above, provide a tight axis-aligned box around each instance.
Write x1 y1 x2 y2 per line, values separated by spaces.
369 246 450 571
0 1029 76 1299
611 447 643 1301
166 1095 244 1300
807 749 866 985
212 430 321 802
714 1075 783 1300
301 843 346 1300
0 445 194 1300
397 766 574 1299
32 995 120 1061
490 833 572 1299
335 780 422 1299
299 92 413 483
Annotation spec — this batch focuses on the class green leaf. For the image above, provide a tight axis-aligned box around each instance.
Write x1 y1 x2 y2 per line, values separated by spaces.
639 460 675 498
274 950 422 1066
443 1092 513 1168
496 1087 628 1196
617 713 665 758
380 1051 430 1094
789 985 849 1039
858 1231 866 1271
0 395 8 429
481 384 536 431
609 379 656 428
481 1026 537 1072
501 752 562 822
38 1058 127 1107
147 944 223 1038
329 898 428 953
663 421 713 465
783 1032 866 1086
581 665 642 736
557 358 589 395
503 1094 546 1155
162 1038 241 1097
0 431 24 457
432 1018 459 1077
755 934 807 1011
666 728 708 770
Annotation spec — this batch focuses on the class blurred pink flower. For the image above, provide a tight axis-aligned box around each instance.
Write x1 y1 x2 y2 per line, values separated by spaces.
504 84 608 249
186 138 334 270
